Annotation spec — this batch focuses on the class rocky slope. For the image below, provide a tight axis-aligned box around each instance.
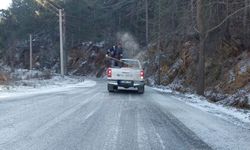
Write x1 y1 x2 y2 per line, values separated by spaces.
145 39 249 108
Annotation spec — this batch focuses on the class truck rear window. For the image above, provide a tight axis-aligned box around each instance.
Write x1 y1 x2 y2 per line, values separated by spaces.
121 60 140 69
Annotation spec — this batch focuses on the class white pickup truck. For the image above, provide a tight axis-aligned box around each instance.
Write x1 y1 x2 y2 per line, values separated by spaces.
106 59 145 94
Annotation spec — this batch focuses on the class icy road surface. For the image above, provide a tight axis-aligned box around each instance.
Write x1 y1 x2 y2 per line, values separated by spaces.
0 79 249 150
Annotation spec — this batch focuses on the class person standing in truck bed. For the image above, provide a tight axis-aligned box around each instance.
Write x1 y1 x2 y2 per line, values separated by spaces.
106 42 123 67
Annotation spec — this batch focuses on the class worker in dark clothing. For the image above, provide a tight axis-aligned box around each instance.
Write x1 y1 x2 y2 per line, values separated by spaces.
106 43 123 67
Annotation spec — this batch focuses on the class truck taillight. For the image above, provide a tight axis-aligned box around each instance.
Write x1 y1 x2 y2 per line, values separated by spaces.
107 68 112 77
140 70 144 79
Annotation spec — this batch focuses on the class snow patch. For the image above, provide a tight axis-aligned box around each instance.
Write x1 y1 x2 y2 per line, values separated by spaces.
0 76 96 100
81 41 105 48
228 69 236 83
154 88 250 128
10 69 43 80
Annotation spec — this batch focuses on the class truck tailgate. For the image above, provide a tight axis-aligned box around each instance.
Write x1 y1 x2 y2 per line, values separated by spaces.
110 68 142 81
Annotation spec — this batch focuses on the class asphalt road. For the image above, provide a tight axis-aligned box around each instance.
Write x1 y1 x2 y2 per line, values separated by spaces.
0 79 249 150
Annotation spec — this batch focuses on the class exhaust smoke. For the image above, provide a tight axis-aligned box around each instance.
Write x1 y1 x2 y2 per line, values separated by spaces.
116 32 140 58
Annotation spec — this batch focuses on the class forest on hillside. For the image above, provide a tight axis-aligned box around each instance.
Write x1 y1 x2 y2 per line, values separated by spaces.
1 1 249 54
0 0 249 106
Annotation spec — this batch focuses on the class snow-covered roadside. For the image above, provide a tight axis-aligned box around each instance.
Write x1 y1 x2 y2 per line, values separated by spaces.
0 76 96 99
154 87 250 129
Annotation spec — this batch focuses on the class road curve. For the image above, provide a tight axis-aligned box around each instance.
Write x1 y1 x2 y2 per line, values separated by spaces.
0 79 248 150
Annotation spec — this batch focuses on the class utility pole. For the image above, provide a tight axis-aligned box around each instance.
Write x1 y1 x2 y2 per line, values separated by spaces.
35 0 66 75
59 9 64 76
29 34 33 70
63 10 67 74
157 0 161 85
197 0 206 95
145 0 149 50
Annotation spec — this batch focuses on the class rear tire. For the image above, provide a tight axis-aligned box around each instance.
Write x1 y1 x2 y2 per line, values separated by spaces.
113 86 118 91
108 84 118 92
138 86 145 94
108 84 114 92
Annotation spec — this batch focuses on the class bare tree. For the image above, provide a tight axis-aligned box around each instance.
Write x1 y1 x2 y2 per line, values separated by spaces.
244 0 249 46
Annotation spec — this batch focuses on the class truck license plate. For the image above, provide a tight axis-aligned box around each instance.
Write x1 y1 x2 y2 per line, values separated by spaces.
120 81 132 84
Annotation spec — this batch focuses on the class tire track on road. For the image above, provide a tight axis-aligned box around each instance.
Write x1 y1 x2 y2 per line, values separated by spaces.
30 92 102 138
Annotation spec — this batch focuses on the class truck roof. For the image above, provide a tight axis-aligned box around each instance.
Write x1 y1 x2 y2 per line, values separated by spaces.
121 59 140 61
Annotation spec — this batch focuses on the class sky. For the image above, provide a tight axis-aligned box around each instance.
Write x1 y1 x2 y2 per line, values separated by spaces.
0 0 12 9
